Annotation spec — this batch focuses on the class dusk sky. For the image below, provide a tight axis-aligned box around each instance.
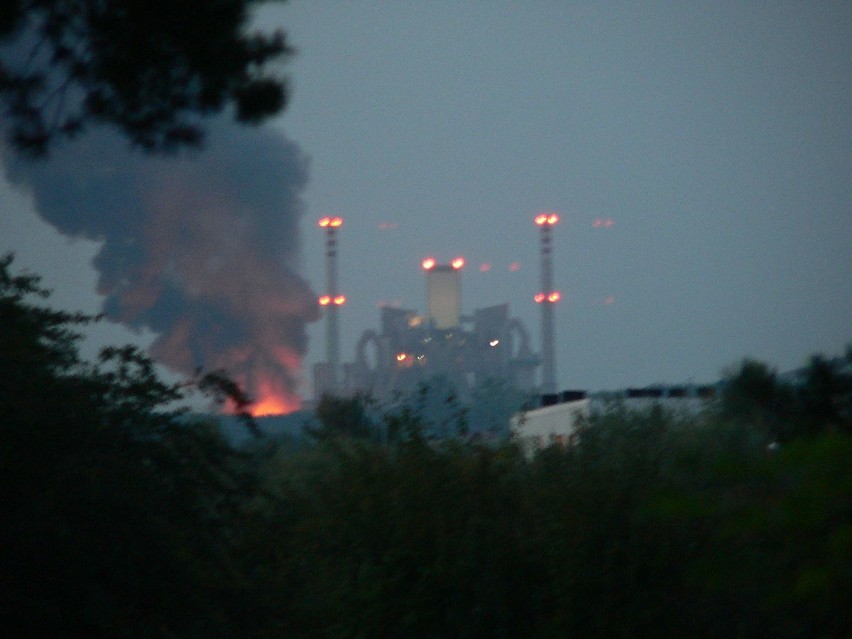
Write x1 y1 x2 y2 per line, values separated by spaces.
2 2 850 399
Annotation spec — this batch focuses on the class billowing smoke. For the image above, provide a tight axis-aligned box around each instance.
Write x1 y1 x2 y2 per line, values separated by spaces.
2 119 319 414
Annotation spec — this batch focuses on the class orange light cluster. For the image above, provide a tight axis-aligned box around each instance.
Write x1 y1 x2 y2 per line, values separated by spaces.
318 294 347 306
422 256 466 270
318 216 343 228
535 291 562 303
395 352 415 368
535 212 560 226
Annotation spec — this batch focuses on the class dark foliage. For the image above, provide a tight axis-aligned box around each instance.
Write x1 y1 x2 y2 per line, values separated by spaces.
0 255 261 637
307 392 380 442
720 355 851 441
0 0 290 156
245 402 851 639
2 256 849 637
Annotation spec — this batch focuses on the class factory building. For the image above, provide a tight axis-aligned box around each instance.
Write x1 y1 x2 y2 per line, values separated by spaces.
312 214 561 403
318 257 540 403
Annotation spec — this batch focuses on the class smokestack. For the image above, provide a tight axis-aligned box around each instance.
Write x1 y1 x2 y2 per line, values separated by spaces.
317 216 345 393
534 213 560 393
2 118 319 415
422 256 464 329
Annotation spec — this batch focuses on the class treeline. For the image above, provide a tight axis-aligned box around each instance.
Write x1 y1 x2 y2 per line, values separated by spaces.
2 255 850 638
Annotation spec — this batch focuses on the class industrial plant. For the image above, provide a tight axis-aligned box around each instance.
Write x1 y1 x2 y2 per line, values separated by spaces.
312 214 563 403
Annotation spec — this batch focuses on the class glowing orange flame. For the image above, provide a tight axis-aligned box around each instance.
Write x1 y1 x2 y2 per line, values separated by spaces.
223 377 300 418
221 365 301 418
251 395 291 417
215 344 303 419
249 377 299 416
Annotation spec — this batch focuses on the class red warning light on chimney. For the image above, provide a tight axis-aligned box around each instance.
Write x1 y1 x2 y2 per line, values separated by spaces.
333 295 347 305
535 291 561 303
318 216 343 228
318 295 331 305
422 257 437 270
451 257 465 270
535 212 560 226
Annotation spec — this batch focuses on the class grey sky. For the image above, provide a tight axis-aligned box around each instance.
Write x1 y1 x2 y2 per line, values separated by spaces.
2 1 850 398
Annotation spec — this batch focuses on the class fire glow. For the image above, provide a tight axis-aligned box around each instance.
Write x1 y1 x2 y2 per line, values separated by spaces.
5 120 319 422
225 377 300 418
222 346 305 418
249 380 298 417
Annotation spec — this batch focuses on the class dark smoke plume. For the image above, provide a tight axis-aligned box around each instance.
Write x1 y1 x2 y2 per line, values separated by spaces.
2 119 319 412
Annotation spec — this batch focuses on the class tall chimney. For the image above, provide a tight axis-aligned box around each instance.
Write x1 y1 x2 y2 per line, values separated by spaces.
422 256 465 329
318 216 345 393
534 213 560 393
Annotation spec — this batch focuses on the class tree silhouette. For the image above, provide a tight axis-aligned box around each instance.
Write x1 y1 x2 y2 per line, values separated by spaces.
4 256 849 638
797 353 851 435
0 254 260 636
0 0 291 156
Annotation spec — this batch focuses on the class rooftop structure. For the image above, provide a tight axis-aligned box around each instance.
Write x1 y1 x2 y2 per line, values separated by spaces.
511 385 719 455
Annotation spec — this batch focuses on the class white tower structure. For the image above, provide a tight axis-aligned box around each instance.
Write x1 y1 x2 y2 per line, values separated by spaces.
318 216 345 393
422 256 465 329
534 212 560 394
